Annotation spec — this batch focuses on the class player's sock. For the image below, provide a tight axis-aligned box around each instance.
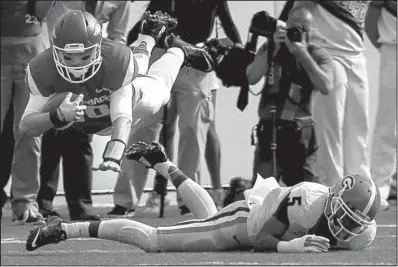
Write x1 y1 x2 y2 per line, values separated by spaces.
154 161 218 219
61 221 92 238
130 34 156 75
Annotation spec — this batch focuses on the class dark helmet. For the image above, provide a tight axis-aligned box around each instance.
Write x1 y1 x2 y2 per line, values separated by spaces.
52 10 103 83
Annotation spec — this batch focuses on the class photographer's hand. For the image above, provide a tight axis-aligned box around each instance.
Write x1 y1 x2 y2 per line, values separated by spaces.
285 37 306 55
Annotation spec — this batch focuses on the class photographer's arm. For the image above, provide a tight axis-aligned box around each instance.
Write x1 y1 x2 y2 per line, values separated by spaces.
246 41 269 85
292 46 334 95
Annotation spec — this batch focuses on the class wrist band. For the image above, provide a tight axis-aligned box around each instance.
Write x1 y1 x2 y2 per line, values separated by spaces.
57 108 66 122
49 109 65 127
49 109 74 130
103 139 127 165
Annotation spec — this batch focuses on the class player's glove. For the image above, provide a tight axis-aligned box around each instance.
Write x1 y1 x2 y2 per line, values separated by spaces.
205 39 255 87
277 235 330 253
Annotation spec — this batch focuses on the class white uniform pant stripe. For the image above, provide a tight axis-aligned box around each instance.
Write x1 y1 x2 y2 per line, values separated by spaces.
156 201 251 252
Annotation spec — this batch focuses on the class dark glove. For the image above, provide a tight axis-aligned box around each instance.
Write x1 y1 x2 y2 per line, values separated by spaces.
249 10 277 38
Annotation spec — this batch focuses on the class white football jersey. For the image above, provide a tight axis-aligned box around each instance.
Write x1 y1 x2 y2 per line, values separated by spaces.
246 178 330 243
308 1 371 55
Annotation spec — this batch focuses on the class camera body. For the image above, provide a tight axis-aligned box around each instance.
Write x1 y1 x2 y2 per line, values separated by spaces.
286 26 304 42
249 11 305 43
249 11 277 38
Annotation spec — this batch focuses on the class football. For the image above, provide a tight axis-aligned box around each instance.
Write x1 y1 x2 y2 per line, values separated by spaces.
41 92 80 130
41 92 79 112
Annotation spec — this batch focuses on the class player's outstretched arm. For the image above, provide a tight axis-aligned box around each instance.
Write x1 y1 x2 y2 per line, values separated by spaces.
254 215 330 253
92 85 133 173
253 194 330 253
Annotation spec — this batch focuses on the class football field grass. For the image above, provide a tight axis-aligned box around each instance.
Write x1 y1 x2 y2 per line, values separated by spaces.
1 199 396 266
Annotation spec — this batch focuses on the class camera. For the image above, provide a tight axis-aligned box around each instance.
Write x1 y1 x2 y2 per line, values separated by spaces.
249 11 277 38
286 26 304 42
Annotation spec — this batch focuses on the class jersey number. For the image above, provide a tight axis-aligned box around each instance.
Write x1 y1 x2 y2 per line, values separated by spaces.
25 14 38 24
287 196 302 206
77 104 110 122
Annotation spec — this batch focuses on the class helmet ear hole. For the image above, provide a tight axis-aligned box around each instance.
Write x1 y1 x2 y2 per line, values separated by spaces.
60 20 65 27
84 19 89 27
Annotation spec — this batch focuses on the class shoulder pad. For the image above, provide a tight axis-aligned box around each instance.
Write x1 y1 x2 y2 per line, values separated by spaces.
287 182 330 228
101 40 138 90
26 48 56 97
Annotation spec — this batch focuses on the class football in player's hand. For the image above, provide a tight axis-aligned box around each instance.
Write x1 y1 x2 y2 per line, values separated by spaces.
41 92 82 130
41 92 80 112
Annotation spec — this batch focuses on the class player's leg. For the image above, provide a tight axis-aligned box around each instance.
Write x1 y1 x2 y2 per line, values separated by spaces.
312 59 347 187
127 142 218 219
156 200 250 252
10 63 43 223
27 200 250 252
371 44 397 207
131 34 214 120
342 55 371 180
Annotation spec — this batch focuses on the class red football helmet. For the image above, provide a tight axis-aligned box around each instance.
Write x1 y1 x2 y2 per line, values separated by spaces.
52 10 102 83
324 175 381 242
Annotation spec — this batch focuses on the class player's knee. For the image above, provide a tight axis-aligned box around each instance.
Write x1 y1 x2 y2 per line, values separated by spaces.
118 225 158 252
141 85 170 115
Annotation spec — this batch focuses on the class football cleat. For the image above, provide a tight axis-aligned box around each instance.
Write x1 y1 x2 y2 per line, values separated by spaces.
140 11 178 43
26 216 66 252
125 141 168 169
164 33 215 72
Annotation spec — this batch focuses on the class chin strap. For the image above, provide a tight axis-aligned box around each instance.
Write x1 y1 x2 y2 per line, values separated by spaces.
102 139 126 165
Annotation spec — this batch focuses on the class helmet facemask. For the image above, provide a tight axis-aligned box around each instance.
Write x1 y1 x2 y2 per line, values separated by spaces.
324 181 372 243
53 42 102 84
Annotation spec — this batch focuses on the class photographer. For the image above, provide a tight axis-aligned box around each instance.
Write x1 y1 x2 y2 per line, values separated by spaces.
246 7 334 186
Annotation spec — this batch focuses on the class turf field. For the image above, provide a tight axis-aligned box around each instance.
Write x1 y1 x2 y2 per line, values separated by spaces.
1 199 396 266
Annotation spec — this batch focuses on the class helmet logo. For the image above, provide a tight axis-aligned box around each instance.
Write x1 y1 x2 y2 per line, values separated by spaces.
93 24 101 36
341 175 355 191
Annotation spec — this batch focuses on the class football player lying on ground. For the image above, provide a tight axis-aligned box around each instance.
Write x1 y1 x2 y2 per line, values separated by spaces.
19 10 214 173
26 142 380 253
